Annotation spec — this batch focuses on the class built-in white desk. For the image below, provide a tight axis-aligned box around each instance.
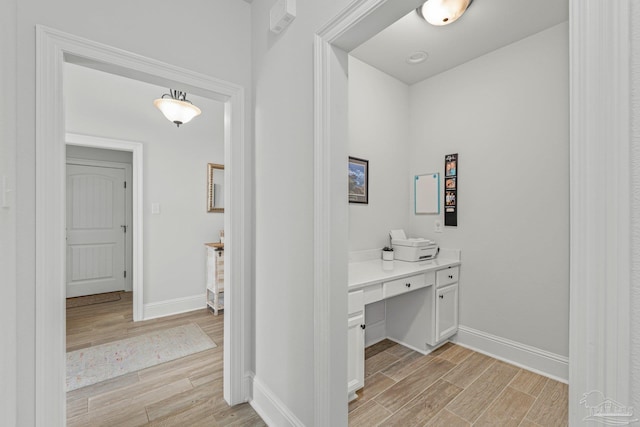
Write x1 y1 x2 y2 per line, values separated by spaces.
347 251 461 401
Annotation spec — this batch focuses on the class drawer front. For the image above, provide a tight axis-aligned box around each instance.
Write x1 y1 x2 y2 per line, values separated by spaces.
348 290 364 315
363 284 383 305
436 266 459 287
383 273 427 299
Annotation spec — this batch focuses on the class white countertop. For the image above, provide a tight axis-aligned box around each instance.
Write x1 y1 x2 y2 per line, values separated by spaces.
348 257 460 290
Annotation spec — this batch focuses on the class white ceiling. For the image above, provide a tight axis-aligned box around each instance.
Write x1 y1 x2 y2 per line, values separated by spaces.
350 0 568 85
64 62 224 142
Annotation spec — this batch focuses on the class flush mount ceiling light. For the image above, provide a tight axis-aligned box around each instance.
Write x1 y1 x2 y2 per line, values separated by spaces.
153 89 202 127
406 51 429 65
418 0 472 26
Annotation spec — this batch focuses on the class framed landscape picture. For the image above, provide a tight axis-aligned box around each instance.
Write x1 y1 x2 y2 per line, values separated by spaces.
348 156 368 204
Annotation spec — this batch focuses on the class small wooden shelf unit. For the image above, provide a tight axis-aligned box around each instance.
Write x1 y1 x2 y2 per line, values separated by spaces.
205 243 224 315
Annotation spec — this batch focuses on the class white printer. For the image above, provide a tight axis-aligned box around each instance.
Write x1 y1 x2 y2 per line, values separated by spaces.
390 229 439 262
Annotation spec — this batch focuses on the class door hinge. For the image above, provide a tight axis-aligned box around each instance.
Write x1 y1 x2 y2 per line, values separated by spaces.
124 270 127 278
124 181 127 188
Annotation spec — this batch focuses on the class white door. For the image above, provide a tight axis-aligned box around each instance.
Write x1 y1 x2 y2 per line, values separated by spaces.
435 283 459 343
66 164 126 297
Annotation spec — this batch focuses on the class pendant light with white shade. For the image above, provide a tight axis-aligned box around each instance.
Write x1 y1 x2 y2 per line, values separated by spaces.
418 0 473 26
153 89 202 127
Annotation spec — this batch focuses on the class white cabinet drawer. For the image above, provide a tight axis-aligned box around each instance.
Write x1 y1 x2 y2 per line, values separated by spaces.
363 284 383 305
436 266 459 287
348 290 364 315
383 273 427 299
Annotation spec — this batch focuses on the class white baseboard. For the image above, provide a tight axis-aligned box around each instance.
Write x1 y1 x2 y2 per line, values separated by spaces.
250 376 304 427
143 293 206 320
452 325 568 383
365 320 387 347
386 337 432 356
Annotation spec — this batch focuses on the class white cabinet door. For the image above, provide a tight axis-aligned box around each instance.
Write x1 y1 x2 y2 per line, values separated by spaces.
347 311 365 399
435 283 459 343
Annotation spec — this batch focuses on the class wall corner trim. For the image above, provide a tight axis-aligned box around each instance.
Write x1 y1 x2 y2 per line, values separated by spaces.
314 2 388 425
249 376 305 427
453 325 569 383
568 0 632 423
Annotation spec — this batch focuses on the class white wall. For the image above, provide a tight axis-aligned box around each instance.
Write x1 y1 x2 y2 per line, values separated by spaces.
0 0 17 424
251 0 351 424
64 63 224 304
631 0 640 412
14 1 251 424
348 57 410 251
408 23 569 357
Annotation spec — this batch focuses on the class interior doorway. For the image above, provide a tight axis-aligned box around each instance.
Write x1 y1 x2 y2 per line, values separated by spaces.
313 0 632 424
61 56 228 418
66 134 144 320
35 26 251 424
65 154 133 298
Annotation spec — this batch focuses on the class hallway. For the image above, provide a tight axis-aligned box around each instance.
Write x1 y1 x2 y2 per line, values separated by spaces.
66 293 263 426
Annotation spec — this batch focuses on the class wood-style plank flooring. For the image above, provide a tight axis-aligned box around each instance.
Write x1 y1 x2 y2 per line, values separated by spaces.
349 340 568 427
66 292 265 426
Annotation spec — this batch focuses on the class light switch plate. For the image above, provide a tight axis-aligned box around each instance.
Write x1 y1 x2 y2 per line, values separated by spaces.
151 203 160 214
434 219 443 233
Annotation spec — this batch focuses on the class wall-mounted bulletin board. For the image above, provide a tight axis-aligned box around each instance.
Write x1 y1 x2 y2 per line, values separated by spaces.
444 153 458 226
415 173 440 214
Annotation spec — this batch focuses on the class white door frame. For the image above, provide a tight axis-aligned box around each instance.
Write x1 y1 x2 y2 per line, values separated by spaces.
66 133 143 319
313 0 632 425
567 0 632 423
35 26 251 425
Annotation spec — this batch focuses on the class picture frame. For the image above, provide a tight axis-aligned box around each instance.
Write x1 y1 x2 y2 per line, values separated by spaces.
444 153 458 226
348 156 369 204
445 154 457 177
445 177 456 189
207 163 224 213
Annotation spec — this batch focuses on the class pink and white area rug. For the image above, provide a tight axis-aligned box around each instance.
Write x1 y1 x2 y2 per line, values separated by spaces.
66 323 216 391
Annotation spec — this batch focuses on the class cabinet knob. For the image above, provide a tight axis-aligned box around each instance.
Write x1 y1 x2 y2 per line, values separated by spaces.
448 275 453 279
439 295 444 299
360 324 366 330
406 283 411 288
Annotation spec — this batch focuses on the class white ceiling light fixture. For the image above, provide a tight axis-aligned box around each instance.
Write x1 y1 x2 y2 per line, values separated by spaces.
418 0 473 26
153 89 202 127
